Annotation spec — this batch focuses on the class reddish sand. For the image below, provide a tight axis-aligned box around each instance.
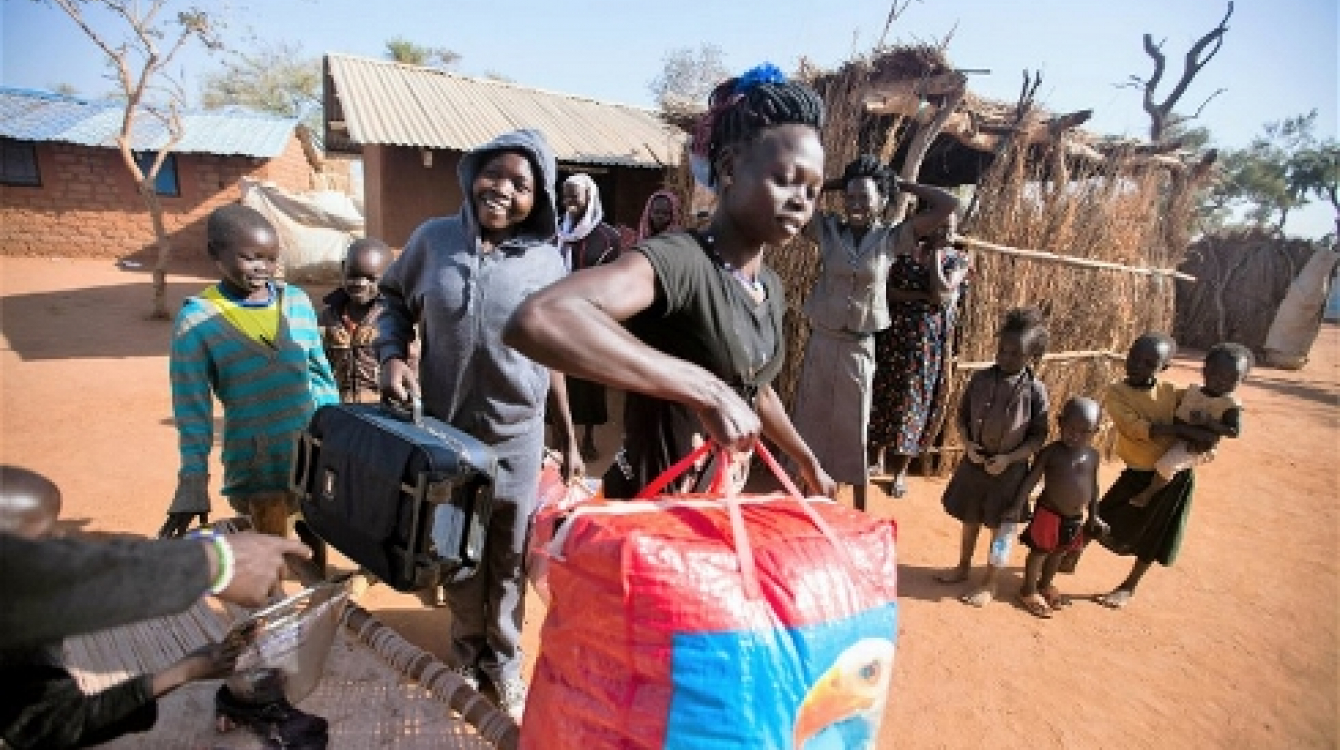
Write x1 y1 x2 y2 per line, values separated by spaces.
2 256 1336 748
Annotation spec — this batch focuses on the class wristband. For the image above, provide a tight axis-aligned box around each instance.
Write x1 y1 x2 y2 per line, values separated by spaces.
189 530 236 596
208 535 235 595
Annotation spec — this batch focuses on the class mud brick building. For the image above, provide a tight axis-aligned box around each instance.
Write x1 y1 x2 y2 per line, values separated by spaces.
0 87 314 261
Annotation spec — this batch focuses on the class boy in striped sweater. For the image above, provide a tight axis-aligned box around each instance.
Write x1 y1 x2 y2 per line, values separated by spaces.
160 205 338 541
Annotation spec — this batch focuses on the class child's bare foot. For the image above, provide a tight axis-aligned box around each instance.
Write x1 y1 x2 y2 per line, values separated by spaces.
935 564 972 584
1017 592 1053 619
961 588 994 607
1098 588 1135 609
1041 585 1071 609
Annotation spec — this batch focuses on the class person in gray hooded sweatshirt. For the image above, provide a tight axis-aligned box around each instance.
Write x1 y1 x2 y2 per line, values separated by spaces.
376 128 580 721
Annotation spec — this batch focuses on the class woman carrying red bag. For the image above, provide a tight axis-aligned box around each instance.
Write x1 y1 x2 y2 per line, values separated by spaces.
506 63 836 500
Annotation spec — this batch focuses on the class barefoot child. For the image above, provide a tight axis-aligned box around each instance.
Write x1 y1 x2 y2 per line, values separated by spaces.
160 205 339 540
936 308 1051 606
319 238 395 404
1094 333 1221 609
1014 397 1107 618
0 467 247 749
1126 342 1250 508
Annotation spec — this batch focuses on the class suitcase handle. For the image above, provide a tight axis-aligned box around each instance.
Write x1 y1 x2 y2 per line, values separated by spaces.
381 394 425 426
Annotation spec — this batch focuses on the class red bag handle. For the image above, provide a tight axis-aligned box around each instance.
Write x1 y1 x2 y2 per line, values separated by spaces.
634 440 859 600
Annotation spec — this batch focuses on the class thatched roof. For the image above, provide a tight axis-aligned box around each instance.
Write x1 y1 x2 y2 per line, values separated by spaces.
803 46 1214 186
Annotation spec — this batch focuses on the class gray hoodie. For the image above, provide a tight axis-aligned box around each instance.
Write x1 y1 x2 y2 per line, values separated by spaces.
377 129 564 446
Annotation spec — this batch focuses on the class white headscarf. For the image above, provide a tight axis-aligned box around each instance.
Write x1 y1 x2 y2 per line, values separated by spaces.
556 173 603 245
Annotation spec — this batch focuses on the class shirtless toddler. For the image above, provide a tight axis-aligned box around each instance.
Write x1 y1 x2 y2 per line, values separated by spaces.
1014 397 1108 618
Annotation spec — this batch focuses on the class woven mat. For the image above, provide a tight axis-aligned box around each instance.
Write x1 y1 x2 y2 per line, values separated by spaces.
63 598 496 750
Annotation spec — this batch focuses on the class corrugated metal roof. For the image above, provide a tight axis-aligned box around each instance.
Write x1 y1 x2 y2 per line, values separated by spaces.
0 87 297 158
326 54 682 169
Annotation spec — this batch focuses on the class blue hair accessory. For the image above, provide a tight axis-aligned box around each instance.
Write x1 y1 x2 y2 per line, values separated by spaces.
734 63 786 95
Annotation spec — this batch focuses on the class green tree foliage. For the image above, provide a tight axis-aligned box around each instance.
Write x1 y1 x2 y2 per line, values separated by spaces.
648 43 729 114
200 40 322 129
384 37 460 69
1200 111 1338 236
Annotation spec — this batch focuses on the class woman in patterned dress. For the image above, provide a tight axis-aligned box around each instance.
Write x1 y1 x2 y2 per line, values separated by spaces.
868 213 970 497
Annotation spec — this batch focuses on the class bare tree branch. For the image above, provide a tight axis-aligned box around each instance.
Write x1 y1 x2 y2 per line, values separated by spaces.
1136 2 1234 140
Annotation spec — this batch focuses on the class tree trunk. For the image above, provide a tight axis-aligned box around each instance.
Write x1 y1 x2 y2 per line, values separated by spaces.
142 183 174 320
890 81 967 223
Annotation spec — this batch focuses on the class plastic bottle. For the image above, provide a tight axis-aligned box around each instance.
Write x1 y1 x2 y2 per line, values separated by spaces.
989 522 1017 567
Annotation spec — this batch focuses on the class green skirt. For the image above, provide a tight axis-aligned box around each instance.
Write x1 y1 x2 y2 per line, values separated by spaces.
1097 468 1195 566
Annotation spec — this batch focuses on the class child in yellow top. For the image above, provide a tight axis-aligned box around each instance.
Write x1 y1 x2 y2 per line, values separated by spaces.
1094 333 1222 609
1128 343 1250 508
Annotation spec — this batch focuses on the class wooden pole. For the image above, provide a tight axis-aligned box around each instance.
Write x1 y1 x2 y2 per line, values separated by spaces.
955 349 1124 370
956 235 1197 282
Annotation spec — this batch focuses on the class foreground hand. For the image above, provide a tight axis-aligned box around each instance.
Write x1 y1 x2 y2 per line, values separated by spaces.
378 357 420 404
693 386 762 454
159 512 208 538
215 532 312 607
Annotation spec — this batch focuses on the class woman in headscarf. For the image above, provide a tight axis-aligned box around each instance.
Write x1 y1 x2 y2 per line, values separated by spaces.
556 173 624 460
637 189 683 241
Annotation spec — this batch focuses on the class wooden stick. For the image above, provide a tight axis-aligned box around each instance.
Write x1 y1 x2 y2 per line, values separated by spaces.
956 235 1197 282
956 349 1123 370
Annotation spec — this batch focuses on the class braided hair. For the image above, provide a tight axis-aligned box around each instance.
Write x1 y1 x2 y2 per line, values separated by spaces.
691 63 824 189
1000 306 1050 360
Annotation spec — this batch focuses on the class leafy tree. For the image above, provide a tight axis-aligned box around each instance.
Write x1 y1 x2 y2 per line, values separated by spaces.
648 43 729 114
200 40 322 129
46 0 222 319
384 37 460 69
1204 111 1335 235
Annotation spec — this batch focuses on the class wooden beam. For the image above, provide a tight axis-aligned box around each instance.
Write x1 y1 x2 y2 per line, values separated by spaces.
957 235 1197 281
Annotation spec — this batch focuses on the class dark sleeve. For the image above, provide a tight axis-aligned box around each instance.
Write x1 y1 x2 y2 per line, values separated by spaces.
635 233 705 317
1026 378 1051 441
1220 406 1243 437
0 535 210 649
0 665 157 749
376 225 426 364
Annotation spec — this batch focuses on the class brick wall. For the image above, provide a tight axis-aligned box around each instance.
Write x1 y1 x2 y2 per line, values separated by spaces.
0 133 314 261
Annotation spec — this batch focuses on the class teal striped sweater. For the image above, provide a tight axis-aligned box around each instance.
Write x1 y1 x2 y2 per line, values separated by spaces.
169 284 338 512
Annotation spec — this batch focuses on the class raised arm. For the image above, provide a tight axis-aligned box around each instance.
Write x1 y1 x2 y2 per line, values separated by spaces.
504 251 759 451
897 180 959 237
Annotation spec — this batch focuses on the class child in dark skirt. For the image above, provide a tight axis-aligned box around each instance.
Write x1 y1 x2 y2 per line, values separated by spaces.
1013 397 1108 618
937 308 1051 607
1094 333 1222 609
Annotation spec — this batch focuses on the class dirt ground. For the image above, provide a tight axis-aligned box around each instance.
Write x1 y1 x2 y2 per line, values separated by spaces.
2 256 1336 749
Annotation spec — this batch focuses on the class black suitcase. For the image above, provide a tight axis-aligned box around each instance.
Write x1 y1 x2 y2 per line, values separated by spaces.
292 399 496 592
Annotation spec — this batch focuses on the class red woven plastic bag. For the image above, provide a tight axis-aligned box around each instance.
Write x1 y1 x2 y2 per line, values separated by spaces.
522 443 899 749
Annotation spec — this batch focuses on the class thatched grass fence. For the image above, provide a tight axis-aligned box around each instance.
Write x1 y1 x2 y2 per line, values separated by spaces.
1174 229 1320 355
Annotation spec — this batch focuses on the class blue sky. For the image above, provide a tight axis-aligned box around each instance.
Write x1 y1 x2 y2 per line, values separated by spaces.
4 0 1336 235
